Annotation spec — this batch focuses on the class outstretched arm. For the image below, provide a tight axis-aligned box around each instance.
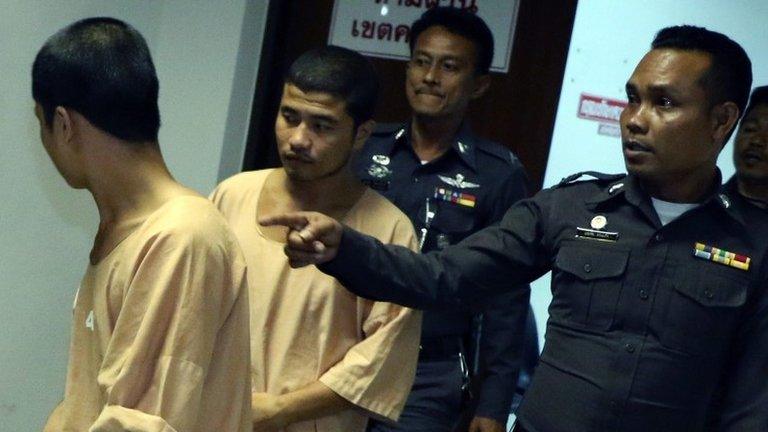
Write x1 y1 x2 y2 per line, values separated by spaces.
260 197 550 309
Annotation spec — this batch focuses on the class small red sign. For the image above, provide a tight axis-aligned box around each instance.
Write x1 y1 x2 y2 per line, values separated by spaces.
577 93 627 124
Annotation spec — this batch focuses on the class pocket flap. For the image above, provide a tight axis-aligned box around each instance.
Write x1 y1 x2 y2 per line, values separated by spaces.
555 243 629 281
674 273 748 307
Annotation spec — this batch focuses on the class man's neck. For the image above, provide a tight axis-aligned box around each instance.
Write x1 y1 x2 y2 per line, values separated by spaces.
270 168 366 218
638 167 719 203
86 139 193 263
737 176 768 202
410 113 464 162
87 137 192 218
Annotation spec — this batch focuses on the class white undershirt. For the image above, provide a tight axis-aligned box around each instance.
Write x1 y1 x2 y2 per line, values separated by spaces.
651 197 699 226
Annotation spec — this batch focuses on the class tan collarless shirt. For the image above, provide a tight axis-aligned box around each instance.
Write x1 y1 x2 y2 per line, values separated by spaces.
44 196 251 432
211 170 421 432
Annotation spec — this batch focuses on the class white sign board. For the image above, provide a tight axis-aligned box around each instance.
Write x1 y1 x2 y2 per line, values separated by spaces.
328 0 520 73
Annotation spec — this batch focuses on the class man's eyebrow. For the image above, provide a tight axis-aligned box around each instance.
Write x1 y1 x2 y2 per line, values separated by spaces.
646 84 685 98
308 114 339 125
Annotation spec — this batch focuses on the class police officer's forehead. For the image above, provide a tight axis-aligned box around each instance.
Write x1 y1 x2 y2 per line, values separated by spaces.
629 49 712 89
414 26 478 63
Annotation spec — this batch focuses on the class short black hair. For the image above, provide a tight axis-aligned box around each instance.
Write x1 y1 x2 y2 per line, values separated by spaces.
285 45 379 128
743 86 768 119
32 17 160 143
409 7 494 74
652 25 752 143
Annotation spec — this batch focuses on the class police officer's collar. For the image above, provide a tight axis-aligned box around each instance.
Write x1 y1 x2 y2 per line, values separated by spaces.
723 174 768 210
387 121 479 171
588 170 747 227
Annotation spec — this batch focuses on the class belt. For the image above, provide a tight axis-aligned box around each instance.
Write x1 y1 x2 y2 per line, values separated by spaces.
419 336 463 361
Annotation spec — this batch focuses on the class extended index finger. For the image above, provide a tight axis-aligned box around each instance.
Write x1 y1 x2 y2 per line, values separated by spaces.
258 213 309 231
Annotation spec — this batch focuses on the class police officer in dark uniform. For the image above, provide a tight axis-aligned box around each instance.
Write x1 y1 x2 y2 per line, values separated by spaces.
355 8 536 432
263 25 768 432
725 85 768 209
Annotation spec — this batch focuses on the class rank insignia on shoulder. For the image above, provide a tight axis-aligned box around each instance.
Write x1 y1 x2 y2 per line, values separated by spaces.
434 187 476 208
575 227 619 242
693 242 750 271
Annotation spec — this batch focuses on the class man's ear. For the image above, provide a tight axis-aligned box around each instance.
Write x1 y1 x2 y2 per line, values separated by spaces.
353 119 376 150
53 106 76 148
711 101 740 147
471 74 491 100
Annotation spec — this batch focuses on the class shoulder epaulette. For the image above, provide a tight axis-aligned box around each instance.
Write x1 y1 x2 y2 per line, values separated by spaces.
371 122 406 138
475 139 521 166
556 171 625 188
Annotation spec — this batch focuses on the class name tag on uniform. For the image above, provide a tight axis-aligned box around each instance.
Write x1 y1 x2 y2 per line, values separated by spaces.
575 227 619 242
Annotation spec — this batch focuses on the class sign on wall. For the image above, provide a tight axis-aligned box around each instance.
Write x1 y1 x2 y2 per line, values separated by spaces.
328 0 521 73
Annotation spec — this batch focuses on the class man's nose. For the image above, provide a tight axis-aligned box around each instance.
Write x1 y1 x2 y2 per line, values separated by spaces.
423 63 440 85
289 123 312 151
622 104 648 135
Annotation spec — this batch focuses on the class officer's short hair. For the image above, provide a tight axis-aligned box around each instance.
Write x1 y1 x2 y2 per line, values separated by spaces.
743 86 768 119
32 17 160 144
286 45 379 129
409 7 494 75
652 25 752 143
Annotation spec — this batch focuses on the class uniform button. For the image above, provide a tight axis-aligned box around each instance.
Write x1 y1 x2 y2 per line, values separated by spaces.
583 263 592 273
704 289 714 299
413 177 419 183
624 343 636 353
639 289 649 300
654 233 663 242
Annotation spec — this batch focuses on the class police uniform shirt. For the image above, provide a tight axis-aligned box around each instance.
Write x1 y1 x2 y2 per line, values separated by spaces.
723 174 768 209
322 172 768 432
354 122 530 421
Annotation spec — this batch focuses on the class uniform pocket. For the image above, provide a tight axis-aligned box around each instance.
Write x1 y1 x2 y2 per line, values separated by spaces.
661 268 748 356
427 202 476 249
552 242 629 329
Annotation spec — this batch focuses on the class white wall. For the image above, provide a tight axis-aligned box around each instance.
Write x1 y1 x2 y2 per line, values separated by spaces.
0 1 268 430
530 0 768 350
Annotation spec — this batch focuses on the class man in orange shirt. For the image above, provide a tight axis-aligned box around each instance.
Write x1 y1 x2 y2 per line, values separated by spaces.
211 46 421 432
35 17 251 432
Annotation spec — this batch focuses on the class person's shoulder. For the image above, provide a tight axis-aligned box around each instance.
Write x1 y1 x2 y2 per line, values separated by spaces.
551 171 627 190
350 189 416 243
472 137 526 174
214 169 272 196
364 122 407 149
143 195 241 252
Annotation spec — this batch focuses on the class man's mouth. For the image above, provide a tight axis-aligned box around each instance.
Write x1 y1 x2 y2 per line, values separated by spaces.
623 140 653 153
415 88 444 98
741 149 765 164
285 153 313 163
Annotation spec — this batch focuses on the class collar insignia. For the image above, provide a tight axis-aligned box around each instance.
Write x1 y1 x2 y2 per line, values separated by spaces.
372 154 390 165
457 141 469 154
718 194 731 209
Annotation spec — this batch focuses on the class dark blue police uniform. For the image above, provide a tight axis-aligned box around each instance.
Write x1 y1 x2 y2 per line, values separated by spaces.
354 122 538 430
323 171 768 432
